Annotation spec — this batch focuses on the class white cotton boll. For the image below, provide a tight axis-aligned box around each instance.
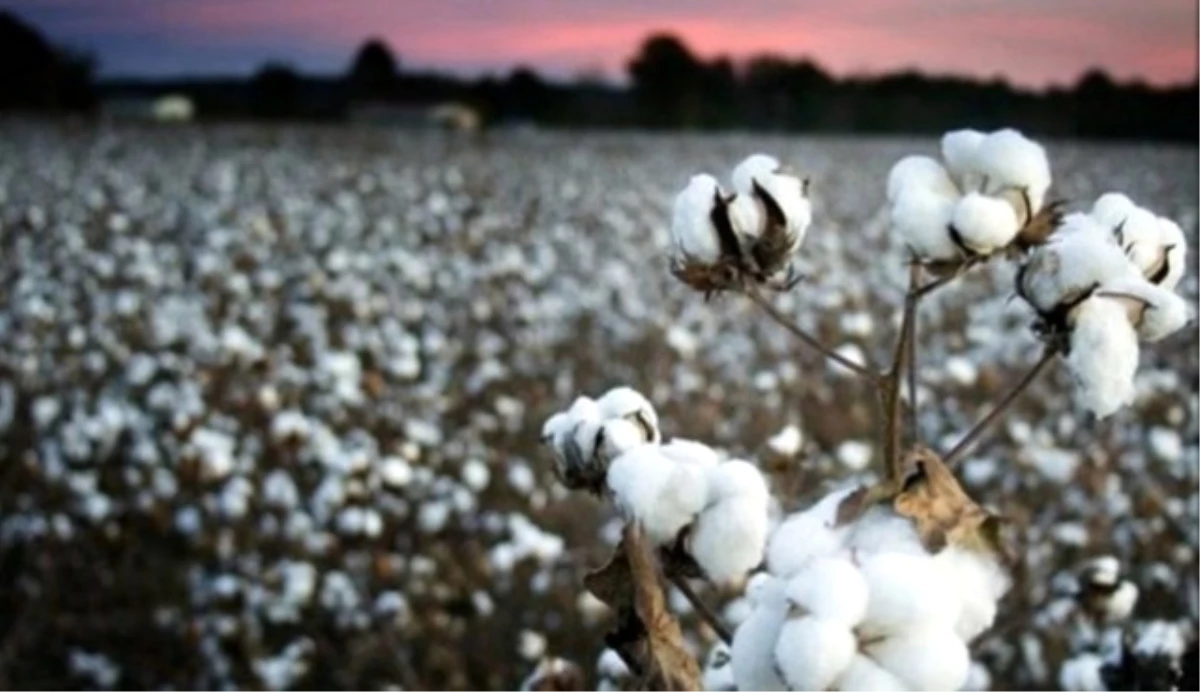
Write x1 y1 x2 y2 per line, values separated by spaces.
732 153 811 243
951 192 1020 254
1112 206 1162 274
1066 297 1139 419
540 412 569 446
570 417 603 468
834 653 908 691
859 552 960 636
886 155 958 203
767 424 803 456
732 154 780 195
1059 653 1108 691
731 577 789 691
846 507 925 556
727 193 763 238
1102 581 1139 622
773 615 856 692
705 459 769 505
605 447 709 545
941 129 987 191
868 626 971 691
1098 275 1190 342
783 557 868 627
1019 215 1136 314
597 386 660 442
702 643 736 691
672 174 725 263
975 128 1052 210
1090 192 1136 230
766 487 856 578
891 187 962 262
597 418 651 463
690 495 770 583
932 546 1010 642
566 396 601 423
1154 216 1187 290
661 438 721 468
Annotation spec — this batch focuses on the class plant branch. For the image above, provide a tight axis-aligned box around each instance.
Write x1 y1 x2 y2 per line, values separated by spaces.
882 263 921 481
667 572 732 645
744 286 879 380
906 265 922 440
943 347 1059 466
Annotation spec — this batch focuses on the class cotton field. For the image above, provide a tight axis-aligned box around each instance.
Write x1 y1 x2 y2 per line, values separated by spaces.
0 122 1197 690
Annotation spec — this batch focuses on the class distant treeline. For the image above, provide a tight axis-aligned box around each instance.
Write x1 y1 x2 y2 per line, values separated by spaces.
2 10 1196 141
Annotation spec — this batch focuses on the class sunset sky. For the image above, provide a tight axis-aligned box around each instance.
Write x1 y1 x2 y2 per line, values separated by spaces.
8 0 1198 88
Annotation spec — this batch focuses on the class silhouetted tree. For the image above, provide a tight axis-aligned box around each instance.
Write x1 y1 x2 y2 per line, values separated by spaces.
250 62 301 119
627 33 705 128
348 39 399 102
503 67 553 121
0 10 94 111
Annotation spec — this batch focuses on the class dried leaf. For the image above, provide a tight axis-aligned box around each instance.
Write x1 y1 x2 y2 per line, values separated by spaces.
891 447 1006 557
1012 199 1067 252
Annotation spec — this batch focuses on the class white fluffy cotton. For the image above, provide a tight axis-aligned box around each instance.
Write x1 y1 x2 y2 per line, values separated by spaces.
660 438 722 468
1059 653 1108 691
859 552 960 637
951 192 1021 255
886 156 957 203
597 418 651 463
672 174 725 263
605 446 709 545
731 576 789 691
1019 214 1135 314
1097 275 1190 342
932 546 1011 642
866 626 971 691
1066 297 1140 418
974 128 1052 210
773 615 856 691
597 386 660 442
689 461 770 583
783 557 868 627
1154 216 1187 290
891 187 962 262
766 487 856 578
834 653 908 691
940 129 987 192
731 153 811 244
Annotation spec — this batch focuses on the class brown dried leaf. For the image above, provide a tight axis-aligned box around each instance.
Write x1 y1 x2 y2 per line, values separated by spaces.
1012 199 1066 252
583 524 702 691
892 447 1006 557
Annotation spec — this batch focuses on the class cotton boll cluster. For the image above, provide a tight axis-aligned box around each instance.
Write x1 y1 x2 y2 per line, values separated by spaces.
887 128 1056 263
731 486 1009 691
541 386 660 491
670 154 811 294
1076 555 1140 625
1016 198 1191 417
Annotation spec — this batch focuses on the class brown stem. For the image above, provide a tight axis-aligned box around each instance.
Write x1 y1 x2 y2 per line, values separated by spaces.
667 572 733 645
907 266 922 440
882 263 921 480
745 287 879 380
943 347 1059 466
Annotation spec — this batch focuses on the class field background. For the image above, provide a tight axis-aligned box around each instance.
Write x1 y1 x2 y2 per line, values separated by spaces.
0 123 1196 690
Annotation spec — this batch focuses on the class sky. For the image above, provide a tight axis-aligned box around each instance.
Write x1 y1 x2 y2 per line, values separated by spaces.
6 0 1198 88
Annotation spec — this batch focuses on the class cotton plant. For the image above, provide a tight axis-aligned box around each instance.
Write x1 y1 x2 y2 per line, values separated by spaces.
540 134 1191 691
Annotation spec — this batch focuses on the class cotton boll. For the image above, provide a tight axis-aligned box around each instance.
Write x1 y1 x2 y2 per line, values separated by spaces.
1090 192 1136 230
690 496 770 583
784 557 869 627
773 615 856 692
672 174 726 263
731 153 811 243
606 447 709 545
833 654 907 691
660 438 721 468
702 643 736 692
596 418 651 464
597 386 660 442
1154 216 1187 290
705 459 769 505
1059 653 1108 691
886 156 958 203
975 128 1052 211
891 187 962 262
1097 275 1190 342
951 192 1020 255
941 129 987 191
566 396 600 423
732 154 780 195
570 417 603 469
731 577 789 691
932 546 1010 642
846 506 925 556
1112 206 1162 275
867 626 971 691
859 552 960 636
1066 297 1139 419
766 487 856 577
1018 215 1135 314
727 193 763 238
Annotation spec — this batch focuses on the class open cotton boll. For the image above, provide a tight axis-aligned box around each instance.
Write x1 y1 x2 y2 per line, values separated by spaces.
1097 275 1190 342
1066 297 1139 419
950 192 1021 255
859 551 960 636
765 487 857 578
570 417 604 469
660 438 721 468
597 386 660 442
702 643 736 692
731 577 789 691
866 626 971 691
1111 206 1162 275
846 506 925 556
731 153 811 241
886 156 958 203
1154 216 1187 290
672 174 726 263
727 193 763 238
773 615 856 692
941 129 987 191
540 412 570 463
932 546 1010 642
975 128 1052 210
605 447 709 545
784 556 869 627
705 459 770 505
834 654 907 691
1090 192 1136 230
891 187 962 262
597 418 652 464
690 495 771 583
566 395 600 423
1018 215 1136 314
732 154 780 195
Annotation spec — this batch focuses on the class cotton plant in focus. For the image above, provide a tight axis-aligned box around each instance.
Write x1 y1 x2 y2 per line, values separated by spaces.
887 128 1061 268
670 154 812 297
1016 194 1191 418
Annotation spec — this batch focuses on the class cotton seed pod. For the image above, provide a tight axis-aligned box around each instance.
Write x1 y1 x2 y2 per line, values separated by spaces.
731 577 789 691
865 626 971 691
974 128 1052 211
940 128 987 192
773 615 856 692
1065 296 1139 419
886 155 958 203
605 446 709 545
1094 275 1190 343
858 551 961 637
949 192 1021 256
783 556 869 627
596 386 660 443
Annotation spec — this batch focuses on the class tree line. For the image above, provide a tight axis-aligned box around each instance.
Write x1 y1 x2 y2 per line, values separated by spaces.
1 10 1196 141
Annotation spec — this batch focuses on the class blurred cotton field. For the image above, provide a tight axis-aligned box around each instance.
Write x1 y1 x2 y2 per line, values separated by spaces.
0 122 1197 690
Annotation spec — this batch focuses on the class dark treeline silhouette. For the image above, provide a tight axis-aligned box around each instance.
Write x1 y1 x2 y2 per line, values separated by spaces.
1 10 1195 141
